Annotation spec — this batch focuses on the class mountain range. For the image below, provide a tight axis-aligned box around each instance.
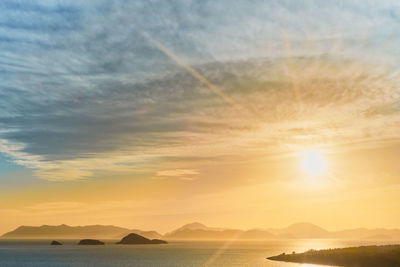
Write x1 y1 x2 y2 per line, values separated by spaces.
2 222 400 240
1 224 162 240
164 222 400 240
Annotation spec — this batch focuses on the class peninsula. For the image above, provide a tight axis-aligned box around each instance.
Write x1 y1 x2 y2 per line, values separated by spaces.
267 245 400 267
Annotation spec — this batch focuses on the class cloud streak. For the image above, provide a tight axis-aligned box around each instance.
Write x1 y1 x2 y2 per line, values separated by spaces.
1 0 400 181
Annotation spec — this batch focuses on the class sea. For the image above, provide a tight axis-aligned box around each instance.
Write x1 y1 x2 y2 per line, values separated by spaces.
0 239 396 267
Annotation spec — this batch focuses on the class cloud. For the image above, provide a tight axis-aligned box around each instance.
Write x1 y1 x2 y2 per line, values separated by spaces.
1 0 400 181
27 202 87 211
157 169 199 178
2 56 400 181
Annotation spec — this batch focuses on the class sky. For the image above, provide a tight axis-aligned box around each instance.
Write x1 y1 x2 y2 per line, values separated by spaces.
1 0 400 234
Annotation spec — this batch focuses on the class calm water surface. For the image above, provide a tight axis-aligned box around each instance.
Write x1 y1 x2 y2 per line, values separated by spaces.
0 239 397 267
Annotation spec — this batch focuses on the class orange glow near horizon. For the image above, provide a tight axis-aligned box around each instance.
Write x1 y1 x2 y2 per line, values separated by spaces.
2 1 400 239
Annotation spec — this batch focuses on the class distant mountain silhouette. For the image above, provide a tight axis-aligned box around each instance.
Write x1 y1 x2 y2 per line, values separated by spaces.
166 222 400 240
331 228 400 239
165 222 223 236
3 222 400 240
165 222 275 240
266 222 400 239
1 224 162 240
267 222 330 238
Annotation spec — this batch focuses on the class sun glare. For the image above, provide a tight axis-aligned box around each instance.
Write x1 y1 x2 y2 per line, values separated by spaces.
300 150 327 176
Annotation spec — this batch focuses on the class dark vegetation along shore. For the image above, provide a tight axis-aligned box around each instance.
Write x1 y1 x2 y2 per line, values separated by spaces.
267 245 400 267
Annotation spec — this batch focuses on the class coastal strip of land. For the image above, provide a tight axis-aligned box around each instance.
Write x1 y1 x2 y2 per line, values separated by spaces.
267 245 400 267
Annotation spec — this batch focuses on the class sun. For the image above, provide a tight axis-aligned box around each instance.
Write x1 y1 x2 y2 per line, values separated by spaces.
300 150 327 175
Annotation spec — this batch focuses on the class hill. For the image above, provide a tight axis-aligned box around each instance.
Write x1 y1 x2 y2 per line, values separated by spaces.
267 222 330 238
117 233 167 244
3 222 400 241
166 222 400 240
165 222 276 240
267 245 400 267
332 228 400 239
1 224 162 240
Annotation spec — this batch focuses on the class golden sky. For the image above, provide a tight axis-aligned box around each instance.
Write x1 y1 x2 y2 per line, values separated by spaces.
1 0 400 234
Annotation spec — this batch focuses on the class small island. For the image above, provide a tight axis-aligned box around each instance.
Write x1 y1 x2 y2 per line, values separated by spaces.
50 240 62 245
78 239 105 245
267 244 400 267
117 233 167 245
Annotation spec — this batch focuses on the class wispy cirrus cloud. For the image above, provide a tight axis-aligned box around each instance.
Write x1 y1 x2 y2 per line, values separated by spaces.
156 169 199 181
157 169 199 177
1 0 400 181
